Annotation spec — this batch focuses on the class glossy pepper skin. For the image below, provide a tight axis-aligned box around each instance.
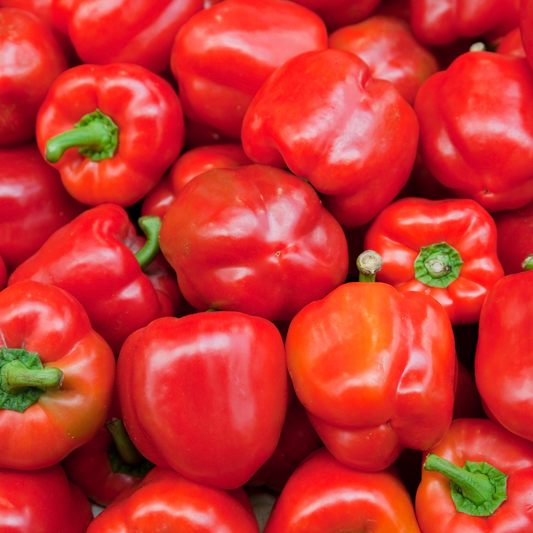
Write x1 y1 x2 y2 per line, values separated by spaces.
263 447 422 533
0 464 93 533
159 164 349 322
9 204 179 355
36 63 184 206
475 270 533 443
415 51 533 213
117 311 288 490
0 7 67 146
241 48 419 228
364 197 504 325
86 466 260 533
0 280 115 470
0 143 85 273
410 0 519 46
50 0 203 74
328 15 439 106
415 418 533 532
285 279 457 472
141 143 252 220
171 0 328 139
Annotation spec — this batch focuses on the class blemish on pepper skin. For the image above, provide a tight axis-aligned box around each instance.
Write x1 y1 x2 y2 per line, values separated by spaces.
275 251 281 256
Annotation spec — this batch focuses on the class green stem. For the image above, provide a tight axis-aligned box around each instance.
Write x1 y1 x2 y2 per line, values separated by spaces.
424 453 508 516
414 242 463 288
135 216 162 269
106 419 143 466
522 254 533 271
1 360 62 394
45 109 119 163
357 250 383 282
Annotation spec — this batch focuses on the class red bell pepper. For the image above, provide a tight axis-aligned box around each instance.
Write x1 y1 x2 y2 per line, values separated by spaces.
36 62 184 206
159 164 349 322
0 7 67 146
170 0 328 139
241 48 419 227
9 204 180 355
0 0 77 62
0 280 115 469
521 0 533 69
263 447 422 532
410 0 519 46
492 200 533 275
364 197 504 324
0 143 85 273
117 311 288 489
328 15 439 106
0 463 93 532
62 418 154 508
415 51 533 212
416 418 533 532
86 466 260 532
49 0 203 74
475 269 533 443
141 143 252 220
285 253 457 472
287 0 382 31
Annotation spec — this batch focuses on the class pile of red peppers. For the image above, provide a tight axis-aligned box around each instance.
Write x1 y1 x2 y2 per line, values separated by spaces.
2 0 533 531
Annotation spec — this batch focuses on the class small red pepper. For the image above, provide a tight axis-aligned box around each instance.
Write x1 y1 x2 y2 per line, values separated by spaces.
263 447 422 532
86 466 260 532
36 63 184 206
364 197 504 324
0 280 115 470
9 204 179 355
0 463 93 532
0 7 67 146
416 418 533 532
0 143 85 273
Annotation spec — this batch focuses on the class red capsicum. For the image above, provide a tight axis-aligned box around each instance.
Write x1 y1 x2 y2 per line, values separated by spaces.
86 466 260 532
171 0 328 139
36 62 184 206
0 144 85 273
415 51 533 212
141 143 252 220
285 251 457 472
263 447 422 532
159 164 349 323
410 0 519 46
0 7 68 146
328 15 439 106
241 48 419 227
475 269 533 443
0 463 93 533
49 0 203 74
9 204 180 355
415 418 533 532
0 280 115 470
364 197 504 324
117 311 288 490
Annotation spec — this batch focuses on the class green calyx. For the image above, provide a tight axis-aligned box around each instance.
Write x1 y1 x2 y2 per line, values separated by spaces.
414 242 463 288
0 347 63 413
45 109 119 163
134 216 162 269
105 419 154 477
424 453 508 516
